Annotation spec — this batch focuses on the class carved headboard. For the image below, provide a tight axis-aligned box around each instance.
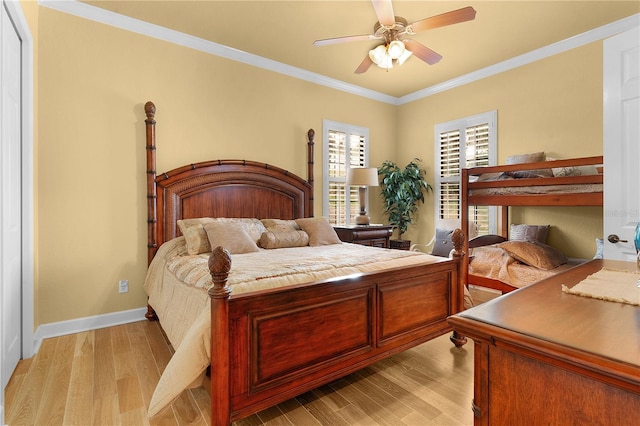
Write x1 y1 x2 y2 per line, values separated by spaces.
144 101 315 263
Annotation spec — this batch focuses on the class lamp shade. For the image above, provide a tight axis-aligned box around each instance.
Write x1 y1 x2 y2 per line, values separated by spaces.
347 167 379 187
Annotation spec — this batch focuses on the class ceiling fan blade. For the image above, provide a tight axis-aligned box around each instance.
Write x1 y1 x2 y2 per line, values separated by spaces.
408 6 476 34
355 55 374 74
314 34 377 46
371 0 395 26
404 39 442 65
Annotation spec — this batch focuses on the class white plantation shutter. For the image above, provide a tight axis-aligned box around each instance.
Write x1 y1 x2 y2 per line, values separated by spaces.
465 123 492 235
323 120 369 225
435 112 497 235
439 129 461 220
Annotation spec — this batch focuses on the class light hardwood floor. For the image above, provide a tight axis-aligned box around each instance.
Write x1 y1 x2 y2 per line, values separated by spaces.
6 287 502 426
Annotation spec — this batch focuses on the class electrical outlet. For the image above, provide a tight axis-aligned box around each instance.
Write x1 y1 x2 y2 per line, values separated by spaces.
119 280 129 294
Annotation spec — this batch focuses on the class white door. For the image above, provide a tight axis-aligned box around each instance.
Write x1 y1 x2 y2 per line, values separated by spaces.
1 1 23 391
603 26 640 261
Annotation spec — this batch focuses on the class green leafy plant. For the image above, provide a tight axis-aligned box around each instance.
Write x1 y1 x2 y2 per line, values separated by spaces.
378 158 432 240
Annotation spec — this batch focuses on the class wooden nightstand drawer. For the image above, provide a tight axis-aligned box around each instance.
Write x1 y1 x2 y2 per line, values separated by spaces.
334 225 393 249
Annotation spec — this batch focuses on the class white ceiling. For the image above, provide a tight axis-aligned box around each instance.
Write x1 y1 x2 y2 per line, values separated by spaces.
80 1 639 99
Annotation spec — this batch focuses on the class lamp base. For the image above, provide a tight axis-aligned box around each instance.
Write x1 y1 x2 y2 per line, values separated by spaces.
355 214 370 225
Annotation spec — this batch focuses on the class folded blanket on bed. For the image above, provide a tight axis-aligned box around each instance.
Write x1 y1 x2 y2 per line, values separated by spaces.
469 246 576 289
144 238 443 416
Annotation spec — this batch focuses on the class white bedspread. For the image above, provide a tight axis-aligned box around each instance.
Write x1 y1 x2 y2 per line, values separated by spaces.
144 238 443 416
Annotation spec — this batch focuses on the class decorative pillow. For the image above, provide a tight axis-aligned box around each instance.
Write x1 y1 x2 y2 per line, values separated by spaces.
259 230 310 249
177 217 266 254
260 218 301 232
504 152 552 178
218 218 267 243
203 222 260 254
295 217 341 246
431 228 455 257
498 240 567 270
509 224 550 243
177 218 216 255
506 152 545 164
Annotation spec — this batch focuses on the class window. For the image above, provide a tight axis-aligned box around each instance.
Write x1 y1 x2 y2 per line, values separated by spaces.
322 120 369 225
435 111 497 235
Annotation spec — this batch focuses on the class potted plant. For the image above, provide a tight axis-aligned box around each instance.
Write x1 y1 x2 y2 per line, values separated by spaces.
378 158 432 249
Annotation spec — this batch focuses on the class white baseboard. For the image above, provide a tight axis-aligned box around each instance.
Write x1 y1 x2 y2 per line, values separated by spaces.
32 307 148 354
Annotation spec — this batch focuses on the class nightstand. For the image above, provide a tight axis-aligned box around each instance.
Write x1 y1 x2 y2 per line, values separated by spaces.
334 225 393 249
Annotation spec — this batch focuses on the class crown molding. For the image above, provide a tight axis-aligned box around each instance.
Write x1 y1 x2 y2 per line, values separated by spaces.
38 0 398 104
399 13 640 104
39 1 639 106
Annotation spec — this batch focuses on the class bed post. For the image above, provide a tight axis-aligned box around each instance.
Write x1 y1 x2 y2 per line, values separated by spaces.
145 101 158 264
208 246 233 426
450 228 468 348
145 102 160 321
460 168 470 295
307 129 315 216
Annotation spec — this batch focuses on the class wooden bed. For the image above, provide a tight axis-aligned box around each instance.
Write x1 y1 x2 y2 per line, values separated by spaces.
460 155 604 293
143 101 467 425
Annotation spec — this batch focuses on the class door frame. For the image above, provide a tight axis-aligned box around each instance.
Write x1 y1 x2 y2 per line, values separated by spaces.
2 0 35 362
603 25 640 261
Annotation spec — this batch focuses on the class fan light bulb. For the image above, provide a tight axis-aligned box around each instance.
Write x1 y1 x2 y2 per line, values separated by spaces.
369 44 387 64
387 40 405 59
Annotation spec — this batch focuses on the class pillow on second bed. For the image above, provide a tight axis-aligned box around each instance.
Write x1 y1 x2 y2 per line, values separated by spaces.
498 240 567 270
510 224 550 244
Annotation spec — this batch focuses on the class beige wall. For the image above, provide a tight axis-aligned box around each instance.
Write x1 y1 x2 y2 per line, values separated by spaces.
34 6 607 326
36 8 395 325
19 0 40 329
397 42 603 259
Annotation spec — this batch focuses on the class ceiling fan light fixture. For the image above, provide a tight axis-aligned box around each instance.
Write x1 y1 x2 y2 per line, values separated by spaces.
369 44 388 64
369 41 411 70
387 40 405 59
397 47 413 65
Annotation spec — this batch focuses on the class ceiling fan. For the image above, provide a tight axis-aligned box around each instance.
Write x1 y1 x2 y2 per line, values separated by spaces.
313 0 476 74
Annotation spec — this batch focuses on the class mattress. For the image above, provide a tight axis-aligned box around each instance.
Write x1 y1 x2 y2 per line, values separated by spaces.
469 183 602 197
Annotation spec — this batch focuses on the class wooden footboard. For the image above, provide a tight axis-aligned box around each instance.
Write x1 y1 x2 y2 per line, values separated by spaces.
208 232 467 425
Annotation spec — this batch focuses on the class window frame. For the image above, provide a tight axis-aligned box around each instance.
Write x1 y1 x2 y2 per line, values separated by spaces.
434 111 498 235
322 119 370 226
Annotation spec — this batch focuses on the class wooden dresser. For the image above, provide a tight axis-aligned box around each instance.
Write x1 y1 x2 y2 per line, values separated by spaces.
333 225 392 248
449 259 640 425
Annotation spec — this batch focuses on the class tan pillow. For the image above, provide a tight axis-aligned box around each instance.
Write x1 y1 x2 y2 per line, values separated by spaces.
204 221 260 255
177 218 215 255
505 152 552 178
177 218 266 254
498 240 567 270
295 217 341 246
509 224 550 243
506 152 545 164
259 230 310 249
260 219 301 232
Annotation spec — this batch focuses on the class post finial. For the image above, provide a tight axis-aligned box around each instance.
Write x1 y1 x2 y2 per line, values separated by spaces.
145 101 156 121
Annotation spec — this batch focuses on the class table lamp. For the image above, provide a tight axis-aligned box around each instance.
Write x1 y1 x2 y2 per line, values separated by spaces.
346 167 379 225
